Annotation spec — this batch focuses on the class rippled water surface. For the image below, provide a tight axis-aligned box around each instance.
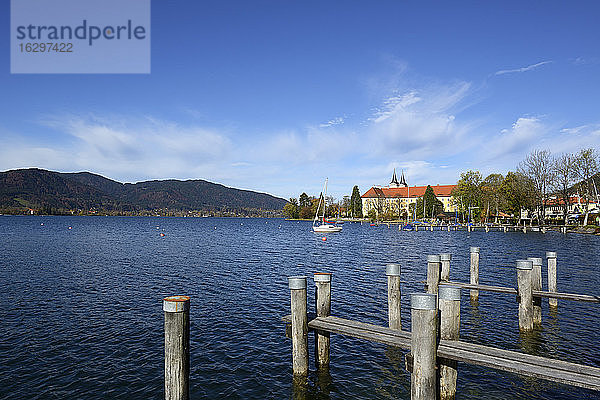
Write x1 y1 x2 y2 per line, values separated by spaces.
0 216 599 399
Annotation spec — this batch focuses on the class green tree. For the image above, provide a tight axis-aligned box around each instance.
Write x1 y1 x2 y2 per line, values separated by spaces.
499 172 536 221
481 173 504 223
367 208 377 222
415 185 443 219
283 198 299 219
299 192 311 208
350 185 362 218
452 170 483 222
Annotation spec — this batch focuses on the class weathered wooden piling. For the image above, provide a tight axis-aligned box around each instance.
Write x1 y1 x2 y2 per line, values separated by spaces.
411 293 438 400
546 252 558 307
438 286 461 400
469 247 480 300
527 257 543 325
386 264 402 330
426 255 441 294
516 260 534 331
164 295 190 400
288 276 309 377
440 253 452 282
314 273 331 369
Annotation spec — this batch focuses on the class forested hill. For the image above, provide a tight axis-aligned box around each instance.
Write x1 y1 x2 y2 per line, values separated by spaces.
0 168 287 215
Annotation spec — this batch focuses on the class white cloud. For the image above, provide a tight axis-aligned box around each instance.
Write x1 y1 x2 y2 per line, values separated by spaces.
365 82 474 160
485 117 544 159
10 114 234 182
494 61 552 76
319 116 345 128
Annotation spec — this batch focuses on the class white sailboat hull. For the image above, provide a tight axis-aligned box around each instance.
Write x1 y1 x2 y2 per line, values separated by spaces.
313 224 342 233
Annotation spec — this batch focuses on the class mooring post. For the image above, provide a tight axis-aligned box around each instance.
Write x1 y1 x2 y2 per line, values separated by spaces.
411 293 438 400
527 257 543 325
386 264 402 330
438 286 460 400
313 273 331 370
288 276 309 378
546 252 558 307
469 247 480 300
426 255 441 294
516 260 534 331
164 295 190 400
440 253 452 282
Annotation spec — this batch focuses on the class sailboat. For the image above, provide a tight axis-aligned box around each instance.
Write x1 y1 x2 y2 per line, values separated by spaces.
313 178 342 233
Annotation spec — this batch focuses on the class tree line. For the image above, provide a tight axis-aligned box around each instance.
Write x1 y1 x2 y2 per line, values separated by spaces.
283 185 363 219
452 147 600 225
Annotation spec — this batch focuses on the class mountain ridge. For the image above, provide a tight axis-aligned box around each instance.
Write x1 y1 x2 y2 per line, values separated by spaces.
0 168 286 216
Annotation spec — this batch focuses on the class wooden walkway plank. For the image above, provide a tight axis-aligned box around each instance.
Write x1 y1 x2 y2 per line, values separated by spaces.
440 281 600 303
282 315 600 391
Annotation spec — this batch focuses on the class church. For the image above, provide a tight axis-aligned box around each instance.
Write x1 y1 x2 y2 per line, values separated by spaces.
361 169 457 218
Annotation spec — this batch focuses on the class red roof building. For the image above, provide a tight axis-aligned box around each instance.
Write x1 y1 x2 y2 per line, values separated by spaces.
361 171 457 218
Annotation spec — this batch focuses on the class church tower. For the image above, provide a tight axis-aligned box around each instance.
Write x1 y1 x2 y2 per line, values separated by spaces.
389 168 408 188
390 169 400 188
399 170 408 187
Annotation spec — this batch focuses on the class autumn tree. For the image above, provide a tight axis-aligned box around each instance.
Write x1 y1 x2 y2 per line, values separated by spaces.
573 148 600 225
518 149 554 225
283 197 299 219
452 170 483 222
499 172 536 221
552 153 577 225
481 173 504 223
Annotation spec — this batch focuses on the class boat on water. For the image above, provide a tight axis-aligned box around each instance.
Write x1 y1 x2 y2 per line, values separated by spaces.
402 223 414 231
313 178 342 233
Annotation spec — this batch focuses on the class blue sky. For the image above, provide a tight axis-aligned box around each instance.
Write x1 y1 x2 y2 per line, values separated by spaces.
2 1 600 200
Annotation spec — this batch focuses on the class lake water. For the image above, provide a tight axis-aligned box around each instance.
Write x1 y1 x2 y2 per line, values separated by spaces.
0 216 598 399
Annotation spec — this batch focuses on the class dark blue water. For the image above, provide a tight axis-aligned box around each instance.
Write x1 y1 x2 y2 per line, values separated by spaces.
0 216 598 399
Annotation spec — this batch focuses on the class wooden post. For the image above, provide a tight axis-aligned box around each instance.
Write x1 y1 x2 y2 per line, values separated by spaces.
504 226 507 233
438 286 460 400
411 293 437 400
313 273 331 370
447 225 451 232
546 251 558 307
416 225 418 232
527 257 543 326
288 276 309 377
164 295 190 400
440 254 452 282
516 260 534 331
426 255 441 294
386 264 402 330
469 247 480 300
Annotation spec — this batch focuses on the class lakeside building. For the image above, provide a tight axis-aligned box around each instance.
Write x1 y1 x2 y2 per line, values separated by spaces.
361 170 458 218
538 194 599 223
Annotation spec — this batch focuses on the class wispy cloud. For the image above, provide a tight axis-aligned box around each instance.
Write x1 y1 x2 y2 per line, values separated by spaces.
365 82 474 160
494 61 552 76
319 116 345 128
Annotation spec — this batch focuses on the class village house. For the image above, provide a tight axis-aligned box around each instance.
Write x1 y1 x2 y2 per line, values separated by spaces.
361 170 458 218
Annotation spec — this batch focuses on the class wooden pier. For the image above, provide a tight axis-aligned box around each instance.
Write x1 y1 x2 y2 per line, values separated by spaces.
283 251 600 399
